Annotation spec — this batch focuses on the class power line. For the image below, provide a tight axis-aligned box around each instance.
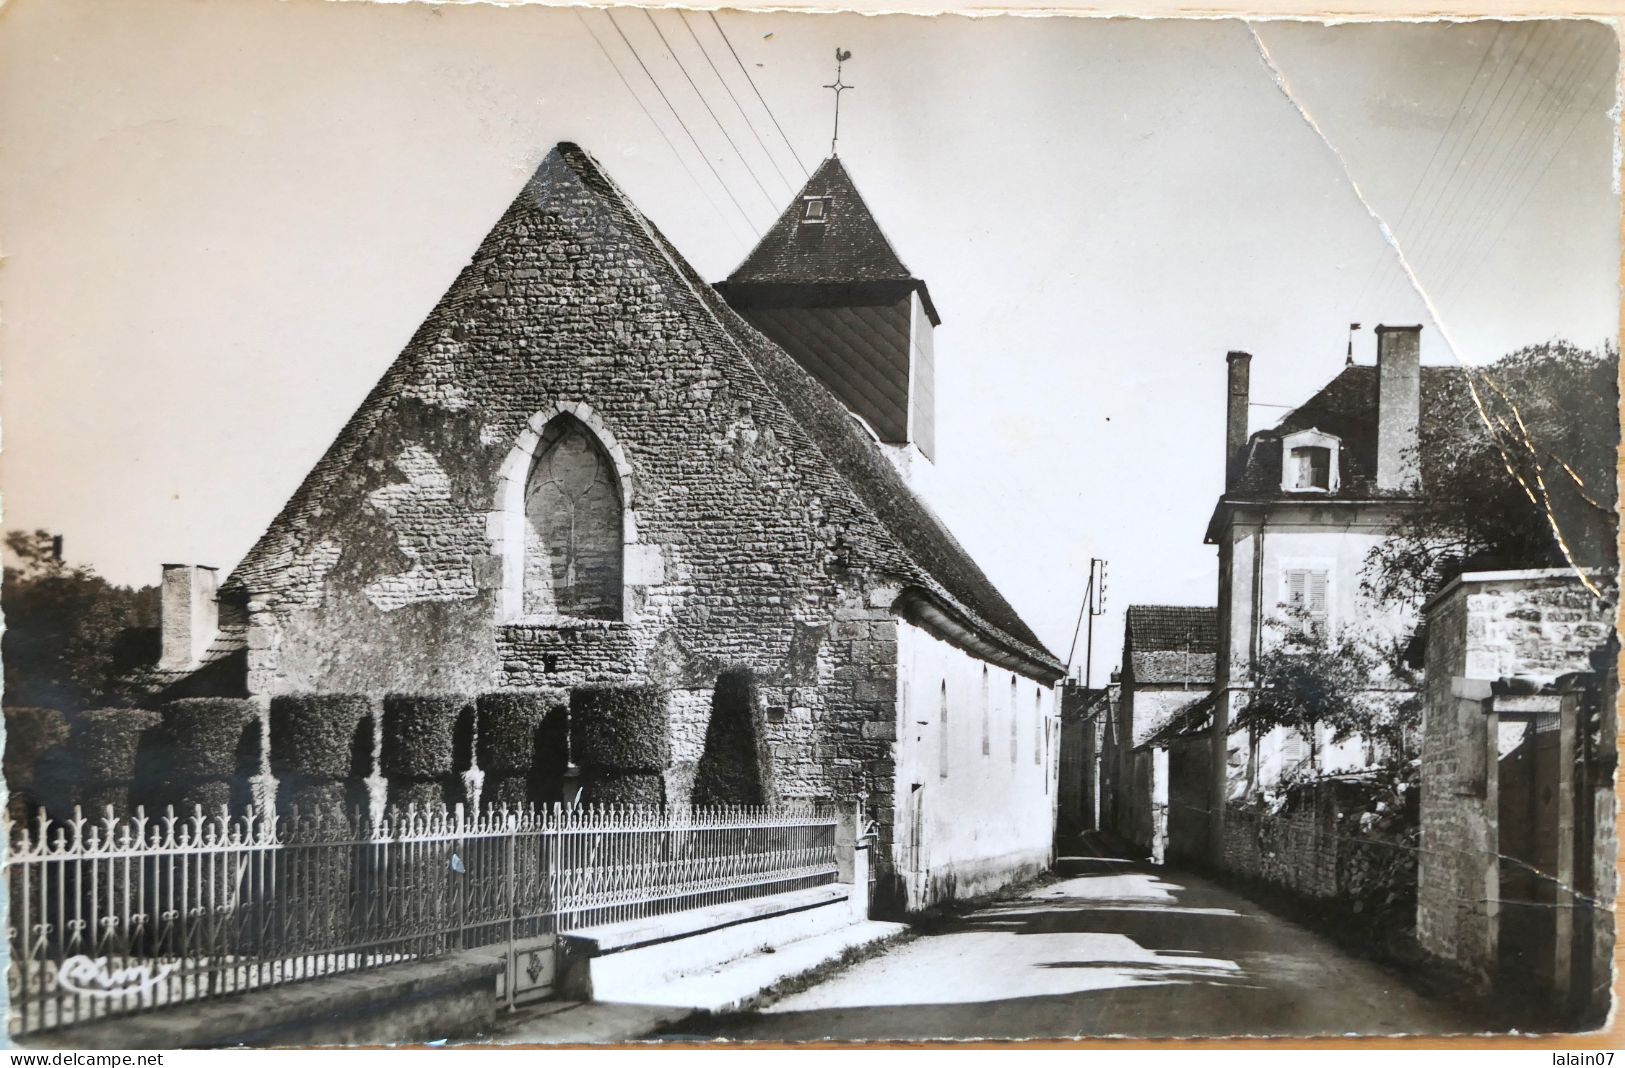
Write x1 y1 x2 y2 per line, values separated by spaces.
1403 25 1596 307
643 10 780 213
1429 32 1610 298
1366 23 1543 313
1401 23 1574 277
1344 23 1504 326
606 10 761 237
1438 60 1615 299
1369 22 1546 310
679 10 797 197
1442 47 1611 294
575 9 748 246
708 11 811 179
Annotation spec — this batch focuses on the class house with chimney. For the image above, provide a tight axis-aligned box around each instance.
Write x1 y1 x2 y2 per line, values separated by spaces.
1100 605 1216 860
1202 325 1457 854
139 143 1064 912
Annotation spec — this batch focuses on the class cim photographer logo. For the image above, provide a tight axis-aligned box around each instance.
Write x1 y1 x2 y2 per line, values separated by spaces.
56 955 179 998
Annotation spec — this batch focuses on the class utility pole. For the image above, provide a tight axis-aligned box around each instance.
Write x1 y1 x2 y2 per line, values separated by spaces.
1064 557 1109 687
1084 558 1107 689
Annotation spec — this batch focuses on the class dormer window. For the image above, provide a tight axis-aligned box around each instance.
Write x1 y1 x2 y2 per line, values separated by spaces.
1279 428 1341 494
801 197 829 223
1289 446 1330 490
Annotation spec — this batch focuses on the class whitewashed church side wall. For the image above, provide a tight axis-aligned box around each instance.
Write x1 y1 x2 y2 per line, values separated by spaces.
890 620 1057 911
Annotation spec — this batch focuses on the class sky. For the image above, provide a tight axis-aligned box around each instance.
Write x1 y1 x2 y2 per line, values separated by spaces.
0 1 1618 680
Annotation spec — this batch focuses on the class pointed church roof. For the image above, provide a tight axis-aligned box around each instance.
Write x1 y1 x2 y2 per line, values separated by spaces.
223 143 1055 680
722 157 940 324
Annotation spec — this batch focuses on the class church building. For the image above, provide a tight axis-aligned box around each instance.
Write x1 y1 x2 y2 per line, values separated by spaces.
150 143 1064 911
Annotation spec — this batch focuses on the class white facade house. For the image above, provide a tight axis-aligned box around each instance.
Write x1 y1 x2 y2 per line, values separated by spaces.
1202 326 1455 854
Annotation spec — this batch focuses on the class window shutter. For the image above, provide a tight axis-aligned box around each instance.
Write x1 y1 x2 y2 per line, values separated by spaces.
1308 572 1328 620
1287 570 1307 608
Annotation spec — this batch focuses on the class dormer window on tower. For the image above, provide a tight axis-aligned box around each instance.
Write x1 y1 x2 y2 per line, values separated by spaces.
802 197 830 223
1280 428 1340 494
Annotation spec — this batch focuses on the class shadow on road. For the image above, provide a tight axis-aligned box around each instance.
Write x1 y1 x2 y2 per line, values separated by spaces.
669 853 1485 1042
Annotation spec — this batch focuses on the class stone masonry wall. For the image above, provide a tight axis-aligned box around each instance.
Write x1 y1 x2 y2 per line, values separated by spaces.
230 151 921 820
1417 571 1616 983
1221 796 1339 899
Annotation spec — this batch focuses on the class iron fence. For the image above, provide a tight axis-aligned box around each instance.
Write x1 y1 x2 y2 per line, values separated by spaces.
4 801 838 1037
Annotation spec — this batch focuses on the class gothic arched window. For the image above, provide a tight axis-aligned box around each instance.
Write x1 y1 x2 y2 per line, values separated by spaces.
523 416 623 619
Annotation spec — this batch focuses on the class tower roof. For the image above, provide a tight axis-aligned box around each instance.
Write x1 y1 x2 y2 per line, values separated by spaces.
723 157 940 324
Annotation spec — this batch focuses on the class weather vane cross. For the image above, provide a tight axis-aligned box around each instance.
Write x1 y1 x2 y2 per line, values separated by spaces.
823 48 854 157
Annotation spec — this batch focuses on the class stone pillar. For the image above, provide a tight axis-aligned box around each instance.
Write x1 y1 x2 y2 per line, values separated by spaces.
837 797 873 921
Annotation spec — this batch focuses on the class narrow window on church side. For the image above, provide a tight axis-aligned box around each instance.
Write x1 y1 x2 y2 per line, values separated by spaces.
1009 675 1019 763
938 681 949 779
523 416 624 619
1034 688 1043 765
980 666 991 756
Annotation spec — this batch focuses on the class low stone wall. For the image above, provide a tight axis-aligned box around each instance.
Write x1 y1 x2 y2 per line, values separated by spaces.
1222 796 1338 899
27 954 503 1050
1218 778 1418 945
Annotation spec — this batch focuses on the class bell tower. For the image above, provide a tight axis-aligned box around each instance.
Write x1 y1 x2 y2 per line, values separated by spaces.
716 156 940 467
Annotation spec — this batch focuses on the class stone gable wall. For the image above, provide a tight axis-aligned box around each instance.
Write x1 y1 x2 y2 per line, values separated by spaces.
233 152 911 843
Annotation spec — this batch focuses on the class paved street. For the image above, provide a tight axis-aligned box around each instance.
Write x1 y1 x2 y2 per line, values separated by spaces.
678 855 1482 1042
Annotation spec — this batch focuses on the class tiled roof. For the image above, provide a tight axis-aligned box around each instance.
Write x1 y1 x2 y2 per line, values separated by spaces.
1226 365 1470 502
1124 605 1217 686
124 624 248 699
648 185 1055 677
721 157 939 323
1140 691 1214 749
223 143 1059 680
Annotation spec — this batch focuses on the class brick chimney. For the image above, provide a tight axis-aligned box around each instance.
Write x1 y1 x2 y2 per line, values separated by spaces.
1375 325 1422 492
1225 351 1252 487
159 564 219 672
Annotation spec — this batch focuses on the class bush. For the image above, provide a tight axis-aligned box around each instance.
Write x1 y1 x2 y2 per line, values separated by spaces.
483 765 573 808
482 773 532 809
387 777 460 813
381 694 467 779
4 706 71 782
693 670 773 806
569 685 670 771
167 778 238 815
277 778 363 827
75 708 162 783
476 690 567 773
269 694 374 781
163 698 260 781
78 781 139 819
6 707 76 821
579 769 665 807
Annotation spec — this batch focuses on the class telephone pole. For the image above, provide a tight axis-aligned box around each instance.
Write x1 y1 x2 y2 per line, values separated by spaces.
1064 557 1109 687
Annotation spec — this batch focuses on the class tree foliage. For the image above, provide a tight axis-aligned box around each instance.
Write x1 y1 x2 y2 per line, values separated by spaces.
2 530 159 710
1363 340 1618 608
1243 608 1421 771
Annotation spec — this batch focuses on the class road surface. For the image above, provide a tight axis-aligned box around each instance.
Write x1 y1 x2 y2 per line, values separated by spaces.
681 855 1482 1041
